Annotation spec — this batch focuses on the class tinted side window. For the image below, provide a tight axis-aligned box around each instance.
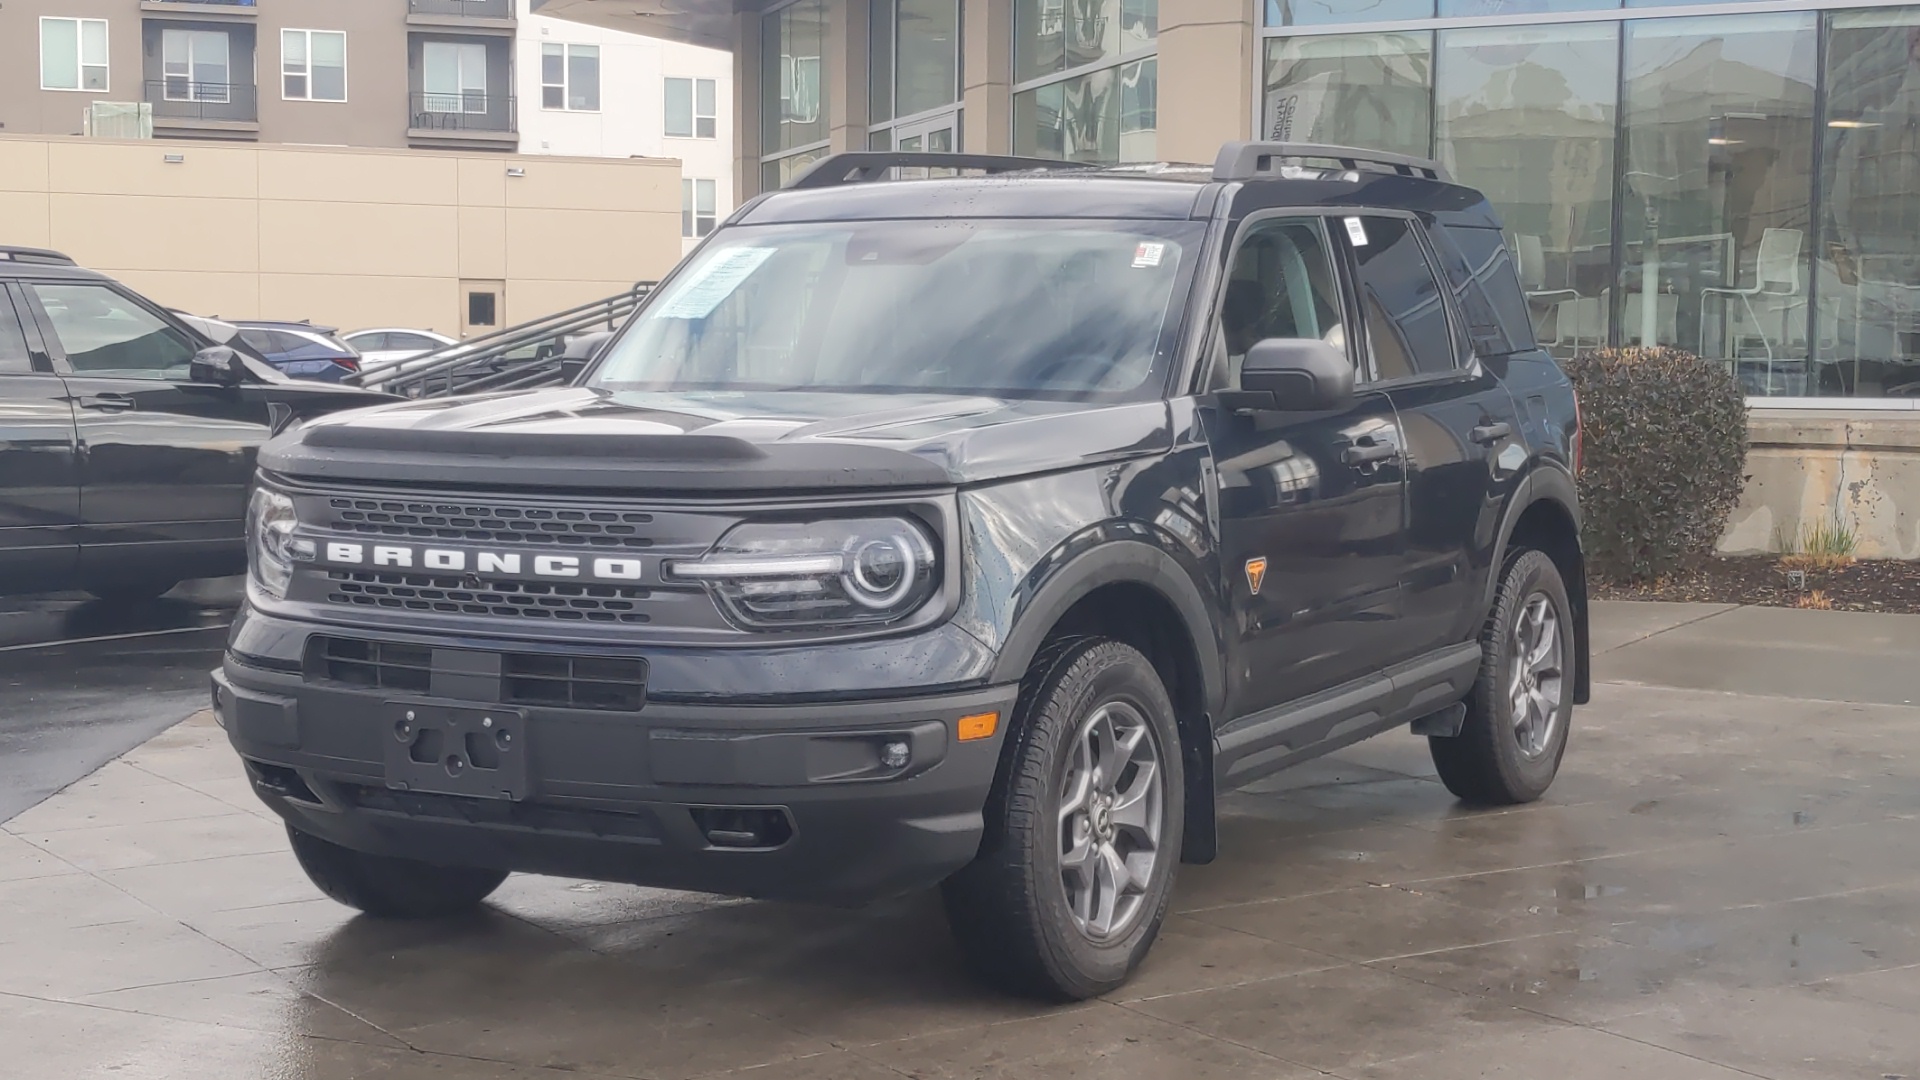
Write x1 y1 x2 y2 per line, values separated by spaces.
1348 216 1457 380
1437 224 1538 356
30 283 197 379
348 332 388 351
1212 216 1348 391
0 290 34 374
238 328 277 353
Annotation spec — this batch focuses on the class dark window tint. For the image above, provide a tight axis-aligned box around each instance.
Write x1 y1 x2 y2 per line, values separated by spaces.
30 283 197 379
1348 216 1457 380
1213 216 1347 391
468 292 497 327
1436 224 1538 356
0 291 34 373
238 328 277 352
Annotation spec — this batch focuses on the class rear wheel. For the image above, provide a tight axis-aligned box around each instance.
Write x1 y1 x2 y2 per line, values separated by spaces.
287 825 507 919
1429 549 1573 805
943 638 1183 1001
84 579 179 604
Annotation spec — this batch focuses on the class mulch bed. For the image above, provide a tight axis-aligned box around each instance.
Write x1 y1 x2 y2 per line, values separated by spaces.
1593 555 1920 614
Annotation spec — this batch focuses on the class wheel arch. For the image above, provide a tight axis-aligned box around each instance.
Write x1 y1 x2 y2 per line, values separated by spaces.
1485 465 1590 705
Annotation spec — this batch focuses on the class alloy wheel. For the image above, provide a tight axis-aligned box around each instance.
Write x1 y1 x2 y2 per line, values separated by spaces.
1057 700 1165 941
1510 593 1565 759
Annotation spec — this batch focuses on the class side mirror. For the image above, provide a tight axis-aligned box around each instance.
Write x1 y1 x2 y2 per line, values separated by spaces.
189 345 246 386
1238 338 1355 412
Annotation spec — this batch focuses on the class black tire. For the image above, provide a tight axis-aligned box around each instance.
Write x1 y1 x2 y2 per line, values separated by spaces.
84 579 179 604
942 638 1184 1001
286 825 507 918
1430 549 1574 805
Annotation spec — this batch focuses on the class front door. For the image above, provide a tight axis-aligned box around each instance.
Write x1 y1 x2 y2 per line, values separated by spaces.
1201 215 1411 724
19 279 266 580
1336 214 1527 652
0 285 79 591
892 111 957 154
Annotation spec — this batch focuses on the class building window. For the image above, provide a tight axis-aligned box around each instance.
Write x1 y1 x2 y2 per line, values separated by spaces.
283 29 347 102
682 178 717 238
41 17 109 92
163 29 232 103
542 43 600 111
1013 1 1158 164
869 0 962 152
1261 32 1431 159
666 77 717 137
762 0 830 189
423 41 488 113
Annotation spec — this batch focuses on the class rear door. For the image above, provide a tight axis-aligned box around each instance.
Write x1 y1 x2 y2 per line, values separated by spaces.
20 279 267 579
1335 213 1527 652
0 284 79 590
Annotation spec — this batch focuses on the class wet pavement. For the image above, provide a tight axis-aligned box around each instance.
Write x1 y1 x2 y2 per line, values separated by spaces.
3 601 1918 1079
0 579 241 822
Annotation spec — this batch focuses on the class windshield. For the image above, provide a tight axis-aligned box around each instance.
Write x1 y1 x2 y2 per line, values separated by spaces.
590 219 1200 401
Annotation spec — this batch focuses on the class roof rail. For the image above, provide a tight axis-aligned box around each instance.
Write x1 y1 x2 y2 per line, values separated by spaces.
1213 142 1451 184
0 246 78 266
786 151 1099 190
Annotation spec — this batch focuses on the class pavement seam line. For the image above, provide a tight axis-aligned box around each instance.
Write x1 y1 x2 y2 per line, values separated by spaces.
1596 603 1745 656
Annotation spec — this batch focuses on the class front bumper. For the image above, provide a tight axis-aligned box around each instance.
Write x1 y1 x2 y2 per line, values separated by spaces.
216 657 1018 905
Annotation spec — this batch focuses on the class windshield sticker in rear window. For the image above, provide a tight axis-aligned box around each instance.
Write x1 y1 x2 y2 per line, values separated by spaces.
655 247 777 319
1132 242 1167 269
1344 217 1369 247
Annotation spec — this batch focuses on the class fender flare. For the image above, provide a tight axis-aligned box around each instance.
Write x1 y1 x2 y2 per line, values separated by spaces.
988 538 1227 722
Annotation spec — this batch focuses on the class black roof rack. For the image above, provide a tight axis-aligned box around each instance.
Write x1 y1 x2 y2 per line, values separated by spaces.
786 151 1100 190
1213 142 1450 184
0 246 78 266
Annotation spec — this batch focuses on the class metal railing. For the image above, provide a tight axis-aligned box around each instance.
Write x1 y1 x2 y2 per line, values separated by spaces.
409 91 516 134
409 0 513 18
351 285 653 399
144 80 258 122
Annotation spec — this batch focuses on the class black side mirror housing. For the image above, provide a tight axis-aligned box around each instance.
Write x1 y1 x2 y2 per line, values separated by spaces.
1237 338 1355 412
189 345 247 386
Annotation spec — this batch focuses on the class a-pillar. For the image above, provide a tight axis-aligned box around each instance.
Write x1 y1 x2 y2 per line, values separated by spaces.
1154 0 1255 165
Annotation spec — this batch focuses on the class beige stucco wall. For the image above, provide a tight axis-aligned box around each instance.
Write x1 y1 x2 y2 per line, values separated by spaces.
0 134 681 336
1721 411 1920 561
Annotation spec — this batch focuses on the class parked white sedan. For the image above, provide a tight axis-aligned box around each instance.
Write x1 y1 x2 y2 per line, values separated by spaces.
340 328 457 370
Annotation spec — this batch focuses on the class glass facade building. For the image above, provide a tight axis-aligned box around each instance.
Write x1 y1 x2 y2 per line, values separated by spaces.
747 0 1920 401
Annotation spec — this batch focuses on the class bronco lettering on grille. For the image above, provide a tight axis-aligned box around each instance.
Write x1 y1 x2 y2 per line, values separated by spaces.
322 542 648 583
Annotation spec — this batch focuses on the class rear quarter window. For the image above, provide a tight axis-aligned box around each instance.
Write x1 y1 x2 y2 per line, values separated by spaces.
1429 223 1538 357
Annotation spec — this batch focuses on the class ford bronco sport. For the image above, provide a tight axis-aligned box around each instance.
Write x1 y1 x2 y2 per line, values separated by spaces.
214 142 1589 1001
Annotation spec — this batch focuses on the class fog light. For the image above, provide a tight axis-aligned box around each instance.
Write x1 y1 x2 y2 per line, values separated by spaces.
880 740 911 770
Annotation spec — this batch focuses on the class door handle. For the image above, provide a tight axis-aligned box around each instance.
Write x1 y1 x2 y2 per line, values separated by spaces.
80 393 137 412
1341 439 1399 467
1470 421 1512 445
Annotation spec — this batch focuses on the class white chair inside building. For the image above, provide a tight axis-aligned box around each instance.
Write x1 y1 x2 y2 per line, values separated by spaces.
1548 296 1604 353
1701 227 1804 361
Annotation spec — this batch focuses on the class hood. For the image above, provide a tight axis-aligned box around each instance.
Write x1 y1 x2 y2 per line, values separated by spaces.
260 387 1172 493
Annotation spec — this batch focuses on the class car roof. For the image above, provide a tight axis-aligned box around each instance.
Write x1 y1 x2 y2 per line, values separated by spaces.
237 320 340 335
344 327 452 338
0 247 111 282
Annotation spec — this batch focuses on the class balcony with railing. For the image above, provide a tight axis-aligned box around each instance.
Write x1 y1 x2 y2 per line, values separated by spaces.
407 0 515 31
408 91 517 147
144 79 259 136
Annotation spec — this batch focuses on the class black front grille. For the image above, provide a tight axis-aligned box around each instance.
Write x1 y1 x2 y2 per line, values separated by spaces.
326 497 655 550
314 637 432 693
343 786 662 842
504 653 647 711
326 571 652 624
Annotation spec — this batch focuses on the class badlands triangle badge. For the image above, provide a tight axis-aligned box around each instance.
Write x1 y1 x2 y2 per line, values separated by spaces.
1245 557 1268 596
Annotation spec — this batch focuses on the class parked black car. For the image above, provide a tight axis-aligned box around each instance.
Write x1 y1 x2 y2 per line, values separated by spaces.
234 320 362 383
215 144 1589 1000
0 247 392 601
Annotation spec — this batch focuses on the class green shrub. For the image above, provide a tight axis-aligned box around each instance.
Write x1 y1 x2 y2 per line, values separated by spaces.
1561 347 1748 584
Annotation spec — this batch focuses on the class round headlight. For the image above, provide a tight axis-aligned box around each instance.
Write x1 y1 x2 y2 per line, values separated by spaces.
846 535 917 608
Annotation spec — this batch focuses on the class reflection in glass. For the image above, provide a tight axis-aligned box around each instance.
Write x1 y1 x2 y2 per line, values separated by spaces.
1262 33 1432 158
1438 0 1617 14
762 146 829 192
762 0 828 155
897 0 962 119
1016 0 1158 84
1816 8 1920 397
1619 14 1816 396
1436 25 1617 357
1015 58 1157 164
1264 0 1432 27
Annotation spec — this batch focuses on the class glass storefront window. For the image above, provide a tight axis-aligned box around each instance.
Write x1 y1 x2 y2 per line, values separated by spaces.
1014 57 1157 164
1439 0 1618 14
1619 13 1816 396
1816 8 1920 397
1266 0 1433 27
763 0 829 156
1262 33 1432 158
1016 0 1157 84
1436 24 1618 357
762 146 829 192
897 0 962 118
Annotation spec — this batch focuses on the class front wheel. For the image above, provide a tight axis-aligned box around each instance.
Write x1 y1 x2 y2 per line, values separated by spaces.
942 638 1184 1001
1430 549 1574 805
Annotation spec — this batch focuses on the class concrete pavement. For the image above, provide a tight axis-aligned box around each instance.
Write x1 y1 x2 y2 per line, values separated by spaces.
2 601 1917 1079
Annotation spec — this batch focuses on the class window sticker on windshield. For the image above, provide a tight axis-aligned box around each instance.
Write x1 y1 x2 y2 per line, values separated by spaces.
1132 242 1166 269
654 247 777 319
1344 217 1368 247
